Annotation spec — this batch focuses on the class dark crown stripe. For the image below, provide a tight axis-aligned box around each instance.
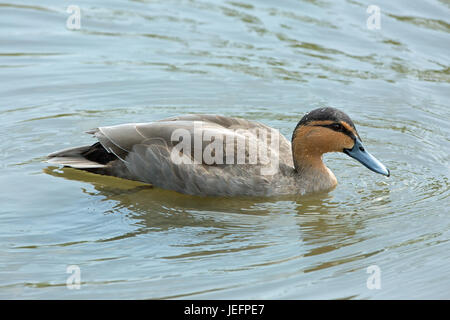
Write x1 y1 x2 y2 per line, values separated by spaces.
292 107 359 142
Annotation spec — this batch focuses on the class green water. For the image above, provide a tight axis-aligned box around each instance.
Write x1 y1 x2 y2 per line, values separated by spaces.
0 0 449 299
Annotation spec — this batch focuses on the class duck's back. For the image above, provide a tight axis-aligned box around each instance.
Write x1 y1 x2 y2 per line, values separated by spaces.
48 114 295 196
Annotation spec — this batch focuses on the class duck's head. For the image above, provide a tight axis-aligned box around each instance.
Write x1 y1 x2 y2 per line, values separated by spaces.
292 107 390 176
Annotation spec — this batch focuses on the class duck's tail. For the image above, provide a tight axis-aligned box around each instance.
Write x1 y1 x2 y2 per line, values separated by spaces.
46 142 117 169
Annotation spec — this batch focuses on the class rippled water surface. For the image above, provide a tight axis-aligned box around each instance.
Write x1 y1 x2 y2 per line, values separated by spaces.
1 0 449 299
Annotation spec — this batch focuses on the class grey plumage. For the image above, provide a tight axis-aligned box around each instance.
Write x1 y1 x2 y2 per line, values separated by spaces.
47 114 333 196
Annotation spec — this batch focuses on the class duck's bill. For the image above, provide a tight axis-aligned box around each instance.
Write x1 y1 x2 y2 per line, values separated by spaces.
344 138 390 177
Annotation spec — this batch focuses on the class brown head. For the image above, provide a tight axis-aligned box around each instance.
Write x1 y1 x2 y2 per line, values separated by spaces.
292 107 389 176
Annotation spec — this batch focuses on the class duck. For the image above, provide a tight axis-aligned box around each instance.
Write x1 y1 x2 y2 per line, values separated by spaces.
47 107 389 197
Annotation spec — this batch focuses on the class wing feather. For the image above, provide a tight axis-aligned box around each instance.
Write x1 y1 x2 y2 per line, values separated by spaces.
84 114 293 196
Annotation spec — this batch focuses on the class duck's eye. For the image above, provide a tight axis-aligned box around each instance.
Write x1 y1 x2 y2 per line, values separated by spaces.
331 123 344 131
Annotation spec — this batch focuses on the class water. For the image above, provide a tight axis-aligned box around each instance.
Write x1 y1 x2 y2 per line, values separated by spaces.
1 0 449 299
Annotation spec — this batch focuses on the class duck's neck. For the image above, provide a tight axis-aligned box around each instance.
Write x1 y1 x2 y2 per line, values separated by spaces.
292 141 337 193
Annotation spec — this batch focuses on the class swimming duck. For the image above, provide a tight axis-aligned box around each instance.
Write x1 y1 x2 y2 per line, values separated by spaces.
47 107 389 197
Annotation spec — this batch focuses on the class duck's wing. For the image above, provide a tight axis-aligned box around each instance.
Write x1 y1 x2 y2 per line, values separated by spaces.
160 114 293 165
91 114 293 163
89 114 294 196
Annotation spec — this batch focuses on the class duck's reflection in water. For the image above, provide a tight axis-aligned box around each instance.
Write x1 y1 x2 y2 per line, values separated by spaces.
44 166 383 271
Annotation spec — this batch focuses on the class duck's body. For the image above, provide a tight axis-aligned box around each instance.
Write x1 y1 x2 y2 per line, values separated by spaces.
47 108 389 197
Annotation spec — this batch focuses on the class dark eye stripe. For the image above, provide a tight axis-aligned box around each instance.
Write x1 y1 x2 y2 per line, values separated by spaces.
315 123 356 140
